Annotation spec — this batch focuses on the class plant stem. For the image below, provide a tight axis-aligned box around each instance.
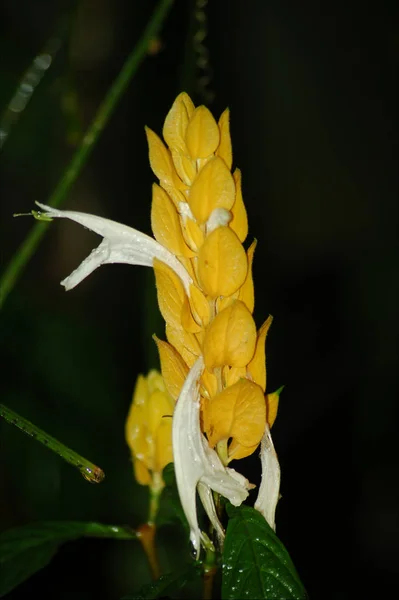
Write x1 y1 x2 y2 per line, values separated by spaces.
0 403 104 483
0 0 174 310
202 534 217 600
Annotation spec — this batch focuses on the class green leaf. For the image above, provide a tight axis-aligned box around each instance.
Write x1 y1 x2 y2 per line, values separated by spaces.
222 505 308 600
0 520 137 597
122 563 202 599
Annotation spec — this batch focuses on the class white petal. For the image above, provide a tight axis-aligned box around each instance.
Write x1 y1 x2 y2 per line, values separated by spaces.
206 208 232 235
254 425 281 531
197 482 225 549
172 357 253 558
36 203 192 293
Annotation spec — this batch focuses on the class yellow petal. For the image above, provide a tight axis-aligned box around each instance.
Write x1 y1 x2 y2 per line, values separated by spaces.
163 92 191 151
216 108 233 170
154 336 189 401
238 240 256 313
154 418 173 472
188 156 235 224
266 386 283 428
198 226 248 298
151 184 194 257
134 458 152 486
185 106 220 159
248 315 273 391
230 169 248 243
165 323 200 367
203 300 257 369
206 379 266 450
171 148 197 186
153 258 185 330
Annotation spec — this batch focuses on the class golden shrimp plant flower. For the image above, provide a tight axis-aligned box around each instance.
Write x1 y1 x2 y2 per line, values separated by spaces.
125 369 174 494
37 92 281 558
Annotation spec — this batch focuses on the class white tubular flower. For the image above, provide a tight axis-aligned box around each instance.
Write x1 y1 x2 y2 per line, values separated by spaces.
35 203 192 293
254 425 281 531
172 357 253 558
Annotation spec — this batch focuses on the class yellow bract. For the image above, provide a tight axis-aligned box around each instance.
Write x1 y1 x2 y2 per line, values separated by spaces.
248 315 273 391
188 157 235 224
144 92 281 466
216 108 233 170
153 258 185 330
198 227 248 298
203 301 257 370
205 379 266 453
230 169 248 243
154 336 188 401
186 106 220 159
151 184 193 257
125 370 174 488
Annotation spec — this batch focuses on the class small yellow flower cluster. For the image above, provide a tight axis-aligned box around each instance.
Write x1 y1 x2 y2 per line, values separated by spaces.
145 93 278 466
125 370 174 491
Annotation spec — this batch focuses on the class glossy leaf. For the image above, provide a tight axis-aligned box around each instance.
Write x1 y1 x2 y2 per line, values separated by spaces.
222 505 308 600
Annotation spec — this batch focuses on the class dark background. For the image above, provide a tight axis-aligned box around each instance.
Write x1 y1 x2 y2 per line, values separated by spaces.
0 1 397 598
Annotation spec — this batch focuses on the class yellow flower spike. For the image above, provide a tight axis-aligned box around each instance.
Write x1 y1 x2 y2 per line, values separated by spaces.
230 169 248 243
216 108 233 170
171 148 197 186
185 105 220 159
238 239 257 314
165 323 200 367
198 226 248 298
203 300 257 370
153 258 186 330
248 315 273 391
266 386 283 428
188 156 235 224
205 379 266 452
126 370 174 488
154 336 189 401
162 92 192 151
151 184 194 258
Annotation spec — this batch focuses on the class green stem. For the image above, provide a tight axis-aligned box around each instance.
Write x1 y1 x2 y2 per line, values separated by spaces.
0 0 174 310
0 403 105 484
